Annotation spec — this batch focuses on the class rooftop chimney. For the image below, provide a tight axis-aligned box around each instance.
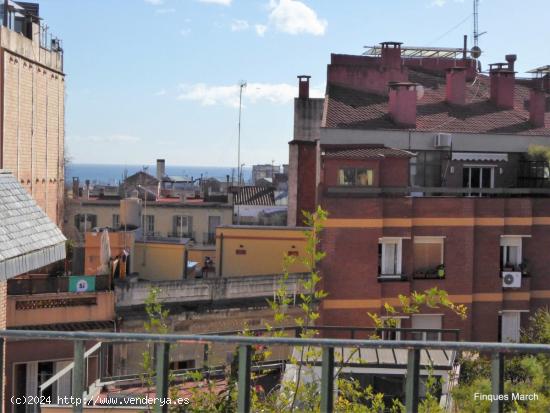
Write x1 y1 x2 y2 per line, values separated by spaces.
529 88 546 128
489 60 516 110
445 67 467 105
380 42 403 70
388 82 417 128
505 54 517 71
156 159 166 180
297 75 311 99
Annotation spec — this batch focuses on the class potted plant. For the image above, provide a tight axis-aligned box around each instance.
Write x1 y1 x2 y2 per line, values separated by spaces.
437 264 445 278
519 259 530 276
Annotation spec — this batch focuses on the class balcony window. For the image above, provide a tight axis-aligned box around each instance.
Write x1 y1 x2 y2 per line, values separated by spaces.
411 314 442 341
500 236 522 271
378 238 402 277
462 166 494 190
338 168 373 186
172 215 193 238
112 214 120 229
500 311 523 343
413 237 444 278
143 215 155 235
74 213 97 232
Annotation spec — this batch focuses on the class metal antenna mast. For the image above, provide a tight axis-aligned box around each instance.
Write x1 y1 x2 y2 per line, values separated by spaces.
473 0 479 47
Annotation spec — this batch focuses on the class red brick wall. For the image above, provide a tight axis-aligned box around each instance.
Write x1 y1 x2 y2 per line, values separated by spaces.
295 143 317 226
318 196 550 341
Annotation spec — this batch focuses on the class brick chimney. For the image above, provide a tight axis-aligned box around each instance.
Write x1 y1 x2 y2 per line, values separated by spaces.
380 42 402 70
297 75 311 99
445 67 466 105
490 61 515 110
388 82 417 128
529 88 546 128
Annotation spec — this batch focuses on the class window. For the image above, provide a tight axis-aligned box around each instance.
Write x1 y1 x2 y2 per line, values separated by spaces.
501 311 521 343
463 166 494 191
411 152 443 187
413 237 444 275
143 215 155 235
172 215 193 237
378 238 402 277
112 214 120 229
411 314 442 341
74 213 97 232
500 236 522 271
338 168 373 186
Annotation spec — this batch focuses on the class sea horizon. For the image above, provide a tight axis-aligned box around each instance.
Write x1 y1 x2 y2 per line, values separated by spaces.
66 163 252 185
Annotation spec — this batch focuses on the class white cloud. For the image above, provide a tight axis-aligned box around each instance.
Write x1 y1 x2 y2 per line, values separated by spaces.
180 28 191 36
197 0 232 5
431 0 464 6
255 24 268 36
70 134 141 144
231 19 250 32
155 8 176 14
268 0 327 36
177 82 324 108
144 0 164 5
155 89 167 96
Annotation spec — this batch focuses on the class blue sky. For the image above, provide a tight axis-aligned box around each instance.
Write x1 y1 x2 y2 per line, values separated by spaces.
37 0 550 167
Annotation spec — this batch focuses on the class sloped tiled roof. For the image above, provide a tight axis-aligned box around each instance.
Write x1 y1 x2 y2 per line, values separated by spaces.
323 146 415 159
325 69 550 136
235 186 276 206
0 171 66 279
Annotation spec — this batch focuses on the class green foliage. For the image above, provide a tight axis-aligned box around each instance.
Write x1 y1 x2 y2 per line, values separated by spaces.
528 145 550 162
452 308 550 413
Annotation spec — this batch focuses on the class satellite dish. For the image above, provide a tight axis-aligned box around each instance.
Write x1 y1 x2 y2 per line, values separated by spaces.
470 46 482 59
416 85 425 100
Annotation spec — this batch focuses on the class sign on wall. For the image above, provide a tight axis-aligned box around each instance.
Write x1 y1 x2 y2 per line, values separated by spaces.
69 276 96 293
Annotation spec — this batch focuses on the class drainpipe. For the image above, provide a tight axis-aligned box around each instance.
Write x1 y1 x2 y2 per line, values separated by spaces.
219 233 224 277
183 248 188 279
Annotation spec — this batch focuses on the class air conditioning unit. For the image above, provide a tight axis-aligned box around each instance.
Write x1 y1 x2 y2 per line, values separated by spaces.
502 272 521 288
434 133 452 149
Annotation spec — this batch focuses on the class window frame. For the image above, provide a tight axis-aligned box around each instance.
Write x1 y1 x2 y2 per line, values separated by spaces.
462 164 496 190
500 235 524 270
413 236 445 273
378 237 403 277
337 167 374 187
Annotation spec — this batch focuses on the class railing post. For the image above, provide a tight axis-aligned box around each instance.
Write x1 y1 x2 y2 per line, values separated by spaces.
490 352 504 413
320 346 334 413
72 340 85 413
155 343 170 413
405 348 420 413
237 345 251 413
202 343 209 379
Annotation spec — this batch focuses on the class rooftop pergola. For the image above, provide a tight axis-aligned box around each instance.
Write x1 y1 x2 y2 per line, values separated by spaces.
363 45 472 59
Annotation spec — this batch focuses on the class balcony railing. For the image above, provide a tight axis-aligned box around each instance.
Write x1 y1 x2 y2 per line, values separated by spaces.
0 329 548 413
325 185 550 197
203 232 216 245
167 231 195 240
7 274 111 295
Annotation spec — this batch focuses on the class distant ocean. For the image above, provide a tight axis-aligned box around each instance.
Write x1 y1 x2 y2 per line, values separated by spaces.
66 164 252 185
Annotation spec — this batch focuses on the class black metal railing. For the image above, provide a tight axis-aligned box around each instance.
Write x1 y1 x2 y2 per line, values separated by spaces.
0 329 548 413
7 274 111 295
326 185 550 197
203 232 216 245
167 231 195 240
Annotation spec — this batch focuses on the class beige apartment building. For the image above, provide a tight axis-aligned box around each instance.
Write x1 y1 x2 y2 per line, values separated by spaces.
0 4 65 226
67 198 233 246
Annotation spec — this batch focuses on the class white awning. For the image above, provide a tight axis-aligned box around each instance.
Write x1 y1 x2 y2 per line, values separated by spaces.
452 152 508 162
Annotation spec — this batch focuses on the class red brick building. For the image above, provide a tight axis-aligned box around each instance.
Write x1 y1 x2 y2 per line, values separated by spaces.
288 42 550 342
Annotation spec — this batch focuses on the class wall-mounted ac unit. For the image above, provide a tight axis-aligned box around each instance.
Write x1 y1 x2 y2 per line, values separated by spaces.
502 272 521 288
434 133 452 149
